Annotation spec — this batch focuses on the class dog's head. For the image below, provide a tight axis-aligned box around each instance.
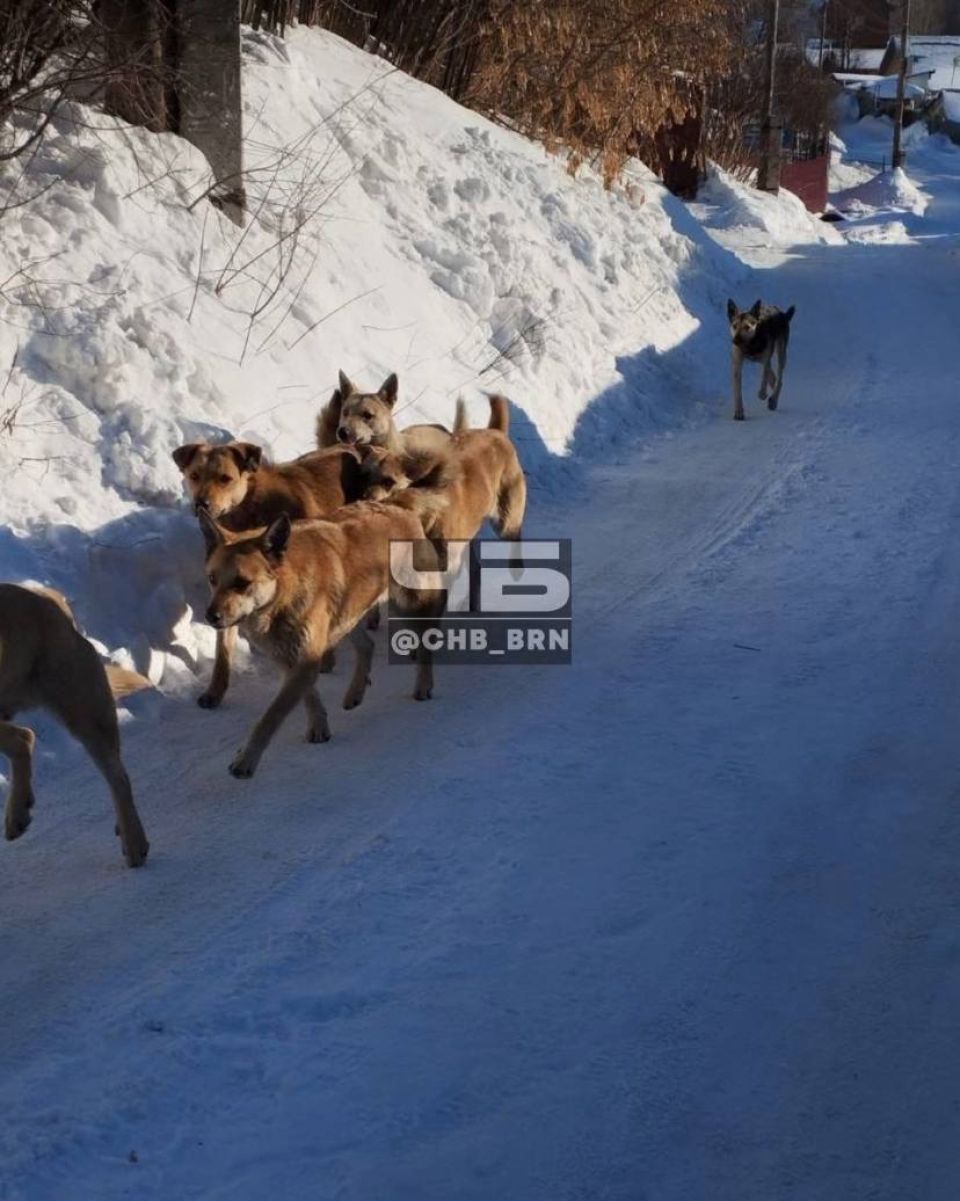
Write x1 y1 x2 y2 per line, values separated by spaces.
726 298 764 351
198 509 290 629
334 370 398 447
358 444 456 501
172 441 264 518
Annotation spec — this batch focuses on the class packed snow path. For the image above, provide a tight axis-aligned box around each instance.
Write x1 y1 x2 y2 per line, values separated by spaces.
3 184 960 1198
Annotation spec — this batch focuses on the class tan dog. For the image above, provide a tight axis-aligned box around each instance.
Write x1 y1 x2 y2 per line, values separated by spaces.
316 370 466 456
172 440 365 708
0 584 150 867
198 495 443 779
359 396 526 552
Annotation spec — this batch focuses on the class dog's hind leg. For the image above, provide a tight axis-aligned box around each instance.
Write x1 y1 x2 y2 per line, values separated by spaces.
0 722 36 842
199 625 236 709
48 652 149 866
342 624 374 711
769 338 787 411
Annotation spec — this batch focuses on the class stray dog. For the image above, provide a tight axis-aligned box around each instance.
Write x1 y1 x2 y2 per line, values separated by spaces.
359 396 526 553
726 299 795 421
316 370 466 456
198 493 443 779
172 440 366 708
0 584 150 867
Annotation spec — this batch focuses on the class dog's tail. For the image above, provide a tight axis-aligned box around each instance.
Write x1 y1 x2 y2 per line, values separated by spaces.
487 395 509 433
495 459 527 578
104 664 153 700
316 387 343 449
785 304 796 323
453 398 469 434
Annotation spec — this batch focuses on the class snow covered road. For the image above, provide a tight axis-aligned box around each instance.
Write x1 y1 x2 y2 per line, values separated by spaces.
4 160 960 1198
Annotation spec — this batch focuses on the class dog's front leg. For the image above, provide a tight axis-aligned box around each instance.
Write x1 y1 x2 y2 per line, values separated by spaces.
342 623 375 710
759 349 774 401
770 339 787 411
732 350 745 421
199 625 237 709
229 661 321 779
0 721 36 842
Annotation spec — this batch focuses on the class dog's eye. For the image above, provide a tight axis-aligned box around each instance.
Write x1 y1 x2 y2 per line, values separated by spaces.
208 573 216 586
231 578 249 593
380 476 396 489
219 475 232 485
190 472 200 482
362 409 374 420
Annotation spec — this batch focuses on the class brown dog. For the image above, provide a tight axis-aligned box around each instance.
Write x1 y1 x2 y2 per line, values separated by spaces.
0 584 150 867
359 396 526 551
198 495 443 779
172 440 366 708
316 370 466 456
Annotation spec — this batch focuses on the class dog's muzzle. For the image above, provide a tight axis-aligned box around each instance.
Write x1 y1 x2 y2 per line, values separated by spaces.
206 606 225 629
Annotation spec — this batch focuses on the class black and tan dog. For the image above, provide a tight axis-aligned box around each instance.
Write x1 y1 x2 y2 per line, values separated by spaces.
726 299 796 421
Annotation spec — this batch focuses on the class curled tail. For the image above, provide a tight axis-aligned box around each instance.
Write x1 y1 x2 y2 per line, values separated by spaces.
487 395 509 433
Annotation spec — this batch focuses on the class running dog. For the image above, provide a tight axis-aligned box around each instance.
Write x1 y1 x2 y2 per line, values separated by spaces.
316 370 466 456
0 584 150 867
198 492 444 780
727 299 796 421
172 440 365 708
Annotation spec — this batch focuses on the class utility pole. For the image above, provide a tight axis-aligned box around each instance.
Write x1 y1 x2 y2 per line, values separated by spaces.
892 0 911 170
818 0 829 71
758 0 781 192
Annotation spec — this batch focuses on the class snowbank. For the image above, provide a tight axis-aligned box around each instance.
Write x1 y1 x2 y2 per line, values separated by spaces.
833 166 929 216
690 165 843 251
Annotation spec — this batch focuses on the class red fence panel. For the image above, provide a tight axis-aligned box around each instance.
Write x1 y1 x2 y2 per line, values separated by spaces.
780 153 829 213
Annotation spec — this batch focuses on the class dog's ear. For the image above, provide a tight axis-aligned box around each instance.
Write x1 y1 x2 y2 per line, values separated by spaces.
197 508 224 556
173 443 202 472
785 304 796 322
338 370 356 398
378 373 399 408
726 298 737 322
229 442 263 473
261 513 291 562
750 299 762 317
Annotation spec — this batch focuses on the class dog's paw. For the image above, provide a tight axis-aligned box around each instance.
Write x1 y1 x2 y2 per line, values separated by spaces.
413 685 433 702
4 797 33 842
342 677 371 710
306 722 331 743
228 749 257 779
767 399 778 411
121 829 150 869
733 411 745 422
197 691 223 710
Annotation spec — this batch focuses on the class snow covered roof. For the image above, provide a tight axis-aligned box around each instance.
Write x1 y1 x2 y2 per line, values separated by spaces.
863 76 926 100
900 37 960 90
941 89 960 122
